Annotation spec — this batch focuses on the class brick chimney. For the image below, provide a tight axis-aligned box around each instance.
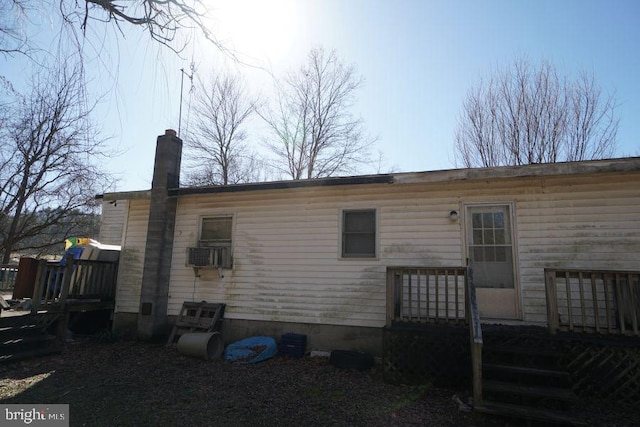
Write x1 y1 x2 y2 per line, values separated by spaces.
137 129 182 340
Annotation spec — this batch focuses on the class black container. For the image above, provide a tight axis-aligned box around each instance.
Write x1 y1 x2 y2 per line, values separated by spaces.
280 333 307 358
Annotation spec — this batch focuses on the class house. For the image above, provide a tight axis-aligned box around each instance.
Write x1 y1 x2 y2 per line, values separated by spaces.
98 130 640 355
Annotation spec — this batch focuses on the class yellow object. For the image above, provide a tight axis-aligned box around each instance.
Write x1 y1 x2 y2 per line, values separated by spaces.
64 237 91 250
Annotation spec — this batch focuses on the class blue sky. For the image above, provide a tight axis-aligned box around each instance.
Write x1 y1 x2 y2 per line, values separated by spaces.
2 0 639 191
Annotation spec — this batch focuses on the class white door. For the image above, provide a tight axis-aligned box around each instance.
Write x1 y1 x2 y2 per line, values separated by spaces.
466 205 519 319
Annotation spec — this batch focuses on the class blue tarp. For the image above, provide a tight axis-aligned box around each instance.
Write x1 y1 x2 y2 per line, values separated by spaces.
224 336 278 364
60 247 84 265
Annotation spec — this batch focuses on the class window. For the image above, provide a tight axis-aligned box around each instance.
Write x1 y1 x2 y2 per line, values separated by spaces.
469 209 512 263
342 209 376 258
200 216 233 247
192 216 233 268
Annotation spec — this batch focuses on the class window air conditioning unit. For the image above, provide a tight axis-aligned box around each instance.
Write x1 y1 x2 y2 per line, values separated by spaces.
187 247 232 269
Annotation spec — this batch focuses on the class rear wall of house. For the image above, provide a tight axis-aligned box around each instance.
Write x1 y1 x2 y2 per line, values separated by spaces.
107 170 640 349
514 173 640 321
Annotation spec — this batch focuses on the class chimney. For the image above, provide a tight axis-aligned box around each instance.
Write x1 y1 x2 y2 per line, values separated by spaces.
137 130 183 340
151 129 181 189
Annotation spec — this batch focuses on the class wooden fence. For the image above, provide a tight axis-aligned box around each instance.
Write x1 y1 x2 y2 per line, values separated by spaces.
545 269 640 336
0 264 18 291
31 255 119 313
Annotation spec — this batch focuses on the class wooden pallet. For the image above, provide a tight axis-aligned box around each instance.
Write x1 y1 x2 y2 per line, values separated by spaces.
167 301 225 344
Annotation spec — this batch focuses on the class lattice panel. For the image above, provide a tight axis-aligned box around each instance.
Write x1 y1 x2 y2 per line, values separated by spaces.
564 341 640 407
382 325 470 386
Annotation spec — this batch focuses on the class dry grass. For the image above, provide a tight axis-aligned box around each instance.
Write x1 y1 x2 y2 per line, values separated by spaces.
0 339 638 426
0 339 478 426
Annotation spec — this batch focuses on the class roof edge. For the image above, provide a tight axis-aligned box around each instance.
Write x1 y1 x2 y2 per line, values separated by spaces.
171 174 394 196
96 156 640 200
393 156 640 185
96 190 152 201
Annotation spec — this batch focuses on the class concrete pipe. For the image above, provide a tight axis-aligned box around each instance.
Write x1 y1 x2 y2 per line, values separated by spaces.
176 332 224 360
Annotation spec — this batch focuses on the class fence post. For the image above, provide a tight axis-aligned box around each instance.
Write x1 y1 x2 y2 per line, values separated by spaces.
466 266 483 407
386 268 395 326
545 269 559 334
59 254 74 308
471 341 483 406
628 273 639 335
30 260 47 314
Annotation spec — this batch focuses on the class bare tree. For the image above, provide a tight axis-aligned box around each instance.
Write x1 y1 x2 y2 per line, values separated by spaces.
0 60 110 263
262 47 373 180
454 58 618 168
185 72 263 186
0 0 30 56
0 0 225 56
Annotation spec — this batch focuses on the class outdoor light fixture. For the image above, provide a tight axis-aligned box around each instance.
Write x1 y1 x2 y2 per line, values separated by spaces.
449 210 459 222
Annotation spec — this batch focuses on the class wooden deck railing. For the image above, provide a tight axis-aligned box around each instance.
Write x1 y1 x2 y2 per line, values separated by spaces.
386 266 484 405
466 266 483 407
387 267 468 325
545 268 640 336
31 255 119 313
0 264 18 291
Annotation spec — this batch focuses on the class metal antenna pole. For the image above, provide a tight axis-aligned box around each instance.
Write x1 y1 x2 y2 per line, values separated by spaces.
178 68 185 137
178 67 195 138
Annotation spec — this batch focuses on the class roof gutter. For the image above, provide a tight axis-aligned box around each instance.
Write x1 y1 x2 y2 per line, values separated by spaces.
169 174 395 196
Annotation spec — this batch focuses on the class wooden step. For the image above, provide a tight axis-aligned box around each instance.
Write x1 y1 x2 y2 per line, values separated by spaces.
1 333 57 347
475 400 588 426
483 362 570 380
0 334 58 356
0 313 60 330
483 380 577 402
0 344 62 364
485 345 563 358
0 323 46 339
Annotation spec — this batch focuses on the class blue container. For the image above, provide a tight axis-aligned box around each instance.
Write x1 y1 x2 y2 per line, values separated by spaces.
280 333 307 358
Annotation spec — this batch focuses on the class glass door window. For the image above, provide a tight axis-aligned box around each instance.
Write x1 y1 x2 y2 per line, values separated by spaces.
468 205 514 289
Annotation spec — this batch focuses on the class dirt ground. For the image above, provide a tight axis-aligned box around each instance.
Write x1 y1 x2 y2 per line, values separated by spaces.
0 339 637 426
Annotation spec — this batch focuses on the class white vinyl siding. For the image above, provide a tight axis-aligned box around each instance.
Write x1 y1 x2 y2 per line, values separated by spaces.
114 199 150 313
111 169 640 328
515 175 640 322
167 185 465 328
99 200 128 245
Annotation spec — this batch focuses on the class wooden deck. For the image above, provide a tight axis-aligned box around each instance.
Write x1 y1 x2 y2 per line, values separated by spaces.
384 265 640 425
30 256 118 315
0 256 119 363
546 269 640 336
